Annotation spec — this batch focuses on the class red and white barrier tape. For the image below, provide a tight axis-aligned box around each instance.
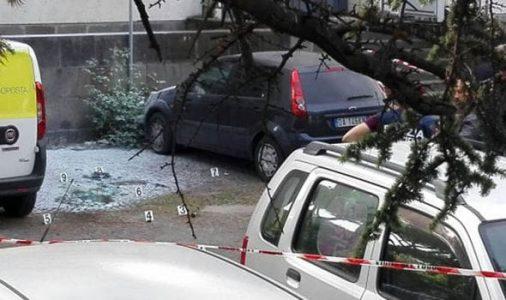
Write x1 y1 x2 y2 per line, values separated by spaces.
392 58 425 73
1 237 505 280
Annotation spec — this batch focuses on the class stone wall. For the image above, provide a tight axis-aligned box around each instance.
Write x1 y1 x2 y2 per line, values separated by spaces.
0 0 201 25
0 20 188 36
6 29 289 145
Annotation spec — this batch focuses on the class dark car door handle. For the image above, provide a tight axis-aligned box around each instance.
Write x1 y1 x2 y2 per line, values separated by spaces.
286 268 301 282
252 106 262 112
286 268 301 289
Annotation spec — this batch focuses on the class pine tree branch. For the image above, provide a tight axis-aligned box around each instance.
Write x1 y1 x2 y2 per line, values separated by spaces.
133 0 163 61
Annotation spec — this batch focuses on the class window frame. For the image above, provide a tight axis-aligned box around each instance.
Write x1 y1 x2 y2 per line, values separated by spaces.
190 61 235 96
376 206 482 300
227 62 272 99
290 177 380 283
260 169 309 246
478 218 506 299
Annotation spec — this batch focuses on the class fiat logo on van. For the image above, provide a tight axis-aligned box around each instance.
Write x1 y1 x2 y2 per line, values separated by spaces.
4 126 18 145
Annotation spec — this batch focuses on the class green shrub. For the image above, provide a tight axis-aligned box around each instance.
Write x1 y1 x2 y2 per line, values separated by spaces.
84 48 158 147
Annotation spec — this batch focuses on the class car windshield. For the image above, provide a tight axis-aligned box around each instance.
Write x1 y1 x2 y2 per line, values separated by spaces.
480 220 506 295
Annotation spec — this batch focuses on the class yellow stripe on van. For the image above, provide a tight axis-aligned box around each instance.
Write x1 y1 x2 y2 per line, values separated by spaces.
0 49 36 120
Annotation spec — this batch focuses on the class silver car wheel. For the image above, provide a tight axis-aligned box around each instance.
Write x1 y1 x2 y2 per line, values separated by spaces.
258 143 279 178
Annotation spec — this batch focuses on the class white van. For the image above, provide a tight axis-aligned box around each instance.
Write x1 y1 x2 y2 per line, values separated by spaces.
0 40 46 217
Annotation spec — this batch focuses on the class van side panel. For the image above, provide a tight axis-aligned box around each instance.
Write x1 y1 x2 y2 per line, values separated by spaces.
0 51 37 119
0 47 38 179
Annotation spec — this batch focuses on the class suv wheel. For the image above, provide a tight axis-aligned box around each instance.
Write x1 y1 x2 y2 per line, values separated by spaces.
3 193 36 217
254 137 284 181
147 112 172 154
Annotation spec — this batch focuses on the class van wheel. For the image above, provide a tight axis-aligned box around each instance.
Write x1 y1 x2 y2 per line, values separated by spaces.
254 137 284 182
147 112 172 154
3 193 36 218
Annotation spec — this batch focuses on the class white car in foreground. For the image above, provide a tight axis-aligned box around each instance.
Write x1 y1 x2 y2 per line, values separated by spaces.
243 141 506 300
0 242 303 299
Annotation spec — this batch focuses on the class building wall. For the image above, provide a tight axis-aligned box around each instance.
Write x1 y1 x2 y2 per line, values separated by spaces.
0 0 202 24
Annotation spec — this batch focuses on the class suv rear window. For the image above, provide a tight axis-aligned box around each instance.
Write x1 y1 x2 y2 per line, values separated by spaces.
480 220 506 296
261 170 308 245
379 208 481 300
299 69 383 106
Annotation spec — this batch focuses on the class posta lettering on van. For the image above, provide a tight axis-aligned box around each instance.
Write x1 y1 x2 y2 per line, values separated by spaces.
0 50 37 120
0 86 29 95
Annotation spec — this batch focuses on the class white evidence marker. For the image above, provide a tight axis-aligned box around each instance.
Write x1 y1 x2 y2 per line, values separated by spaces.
43 213 52 225
144 210 154 222
177 205 188 216
60 172 68 183
135 186 142 197
210 167 220 177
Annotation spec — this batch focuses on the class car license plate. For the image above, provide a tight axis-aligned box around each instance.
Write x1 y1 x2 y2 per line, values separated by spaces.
334 116 367 128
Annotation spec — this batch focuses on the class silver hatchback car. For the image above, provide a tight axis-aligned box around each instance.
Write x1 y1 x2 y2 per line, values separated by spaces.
243 141 506 300
0 241 303 299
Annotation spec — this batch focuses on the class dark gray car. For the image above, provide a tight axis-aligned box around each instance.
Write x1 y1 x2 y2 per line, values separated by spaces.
144 51 384 180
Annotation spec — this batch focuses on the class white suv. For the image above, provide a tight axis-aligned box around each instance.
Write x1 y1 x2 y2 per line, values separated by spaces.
243 141 506 300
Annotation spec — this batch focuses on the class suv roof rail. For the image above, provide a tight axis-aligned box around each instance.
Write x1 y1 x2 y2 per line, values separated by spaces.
303 141 406 173
303 141 448 199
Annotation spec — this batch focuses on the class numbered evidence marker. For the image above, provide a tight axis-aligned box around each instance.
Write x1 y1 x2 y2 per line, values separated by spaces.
210 167 220 177
177 204 188 216
60 172 68 183
135 186 142 198
43 213 52 225
144 210 154 222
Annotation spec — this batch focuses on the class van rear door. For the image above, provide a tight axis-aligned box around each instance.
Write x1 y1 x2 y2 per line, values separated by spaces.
0 42 38 179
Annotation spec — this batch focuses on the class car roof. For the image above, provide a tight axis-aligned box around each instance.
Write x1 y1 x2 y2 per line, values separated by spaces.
221 50 344 70
4 40 30 53
0 242 301 300
298 141 506 222
374 142 506 221
3 39 41 82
